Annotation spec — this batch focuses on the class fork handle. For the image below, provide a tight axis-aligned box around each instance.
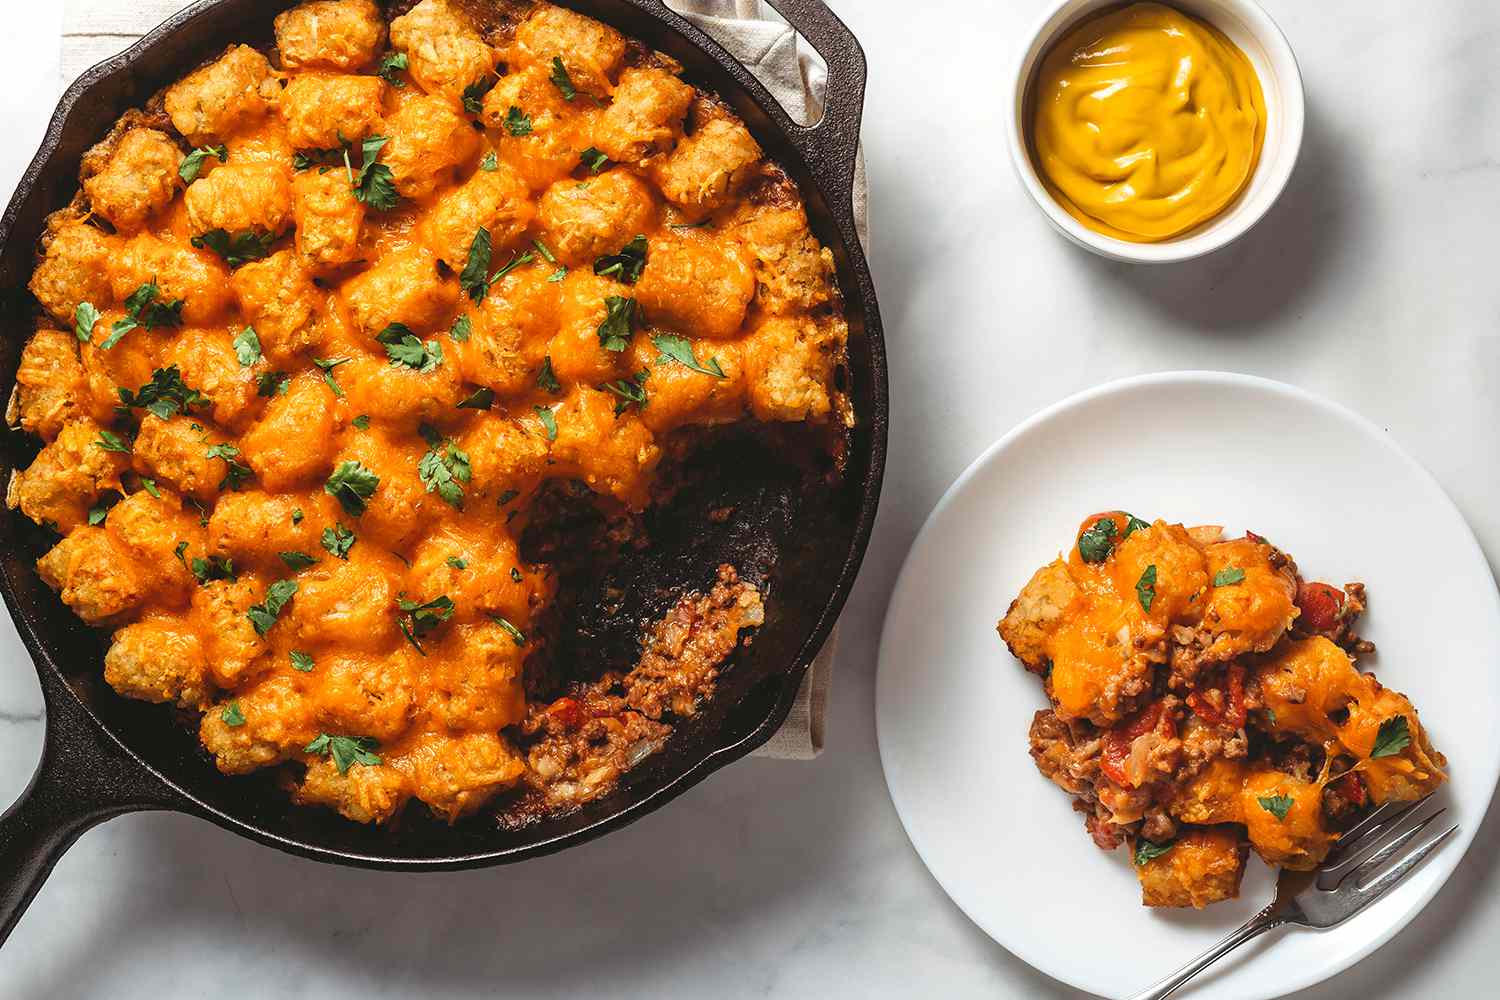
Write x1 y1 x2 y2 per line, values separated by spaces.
1126 905 1287 1000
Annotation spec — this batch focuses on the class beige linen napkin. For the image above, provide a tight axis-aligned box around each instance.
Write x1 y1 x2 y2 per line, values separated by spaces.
59 0 862 758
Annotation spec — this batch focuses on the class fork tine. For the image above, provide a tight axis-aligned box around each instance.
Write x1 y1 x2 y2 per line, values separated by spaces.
1347 808 1447 886
1318 801 1435 888
1352 822 1459 904
1330 798 1426 860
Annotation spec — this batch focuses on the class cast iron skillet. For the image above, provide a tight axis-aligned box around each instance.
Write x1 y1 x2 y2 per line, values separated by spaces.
0 0 885 945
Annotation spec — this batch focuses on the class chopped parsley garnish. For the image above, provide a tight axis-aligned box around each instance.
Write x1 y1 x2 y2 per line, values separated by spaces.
352 414 371 430
503 106 533 136
396 594 455 654
537 356 561 394
221 701 246 727
1257 793 1294 821
510 567 523 583
489 613 526 646
350 135 398 211
462 77 496 116
190 554 236 585
532 239 557 264
446 556 467 570
497 489 519 506
140 478 161 499
1123 515 1150 538
579 147 608 173
669 220 711 231
292 508 304 524
257 371 290 397
95 429 131 454
246 579 298 635
377 51 408 86
304 733 381 774
278 551 318 571
74 301 100 343
1136 564 1157 612
418 425 471 509
1133 839 1175 866
290 650 315 672
602 369 649 415
450 314 472 342
534 405 558 441
119 366 207 419
1213 567 1247 587
173 540 189 564
205 442 252 491
87 505 108 526
313 355 351 396
293 145 345 172
594 235 648 284
101 280 183 350
321 523 356 559
596 296 637 352
492 249 535 284
480 151 498 171
325 461 379 517
232 326 261 366
374 324 442 372
653 332 725 377
1371 716 1411 759
1078 517 1118 563
457 386 495 410
191 228 276 268
178 143 227 184
549 57 577 100
460 228 492 302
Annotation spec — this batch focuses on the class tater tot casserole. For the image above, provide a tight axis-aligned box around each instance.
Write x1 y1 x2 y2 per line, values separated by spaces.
999 512 1445 908
9 0 851 826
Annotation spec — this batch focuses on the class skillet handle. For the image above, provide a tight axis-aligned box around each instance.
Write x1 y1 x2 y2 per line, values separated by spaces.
757 0 868 197
0 669 180 947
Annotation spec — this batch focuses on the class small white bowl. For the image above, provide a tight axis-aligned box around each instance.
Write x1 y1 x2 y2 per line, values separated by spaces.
1006 0 1305 264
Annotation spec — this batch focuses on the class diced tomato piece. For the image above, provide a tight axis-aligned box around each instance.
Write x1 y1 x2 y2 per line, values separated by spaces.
1187 664 1246 729
1099 701 1174 787
546 696 584 728
1245 530 1265 544
1297 582 1345 633
1330 770 1367 809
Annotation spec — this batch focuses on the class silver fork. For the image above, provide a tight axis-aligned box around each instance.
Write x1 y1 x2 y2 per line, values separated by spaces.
1128 797 1459 1000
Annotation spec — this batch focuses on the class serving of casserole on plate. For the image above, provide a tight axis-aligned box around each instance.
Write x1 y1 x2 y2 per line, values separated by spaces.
6 0 854 827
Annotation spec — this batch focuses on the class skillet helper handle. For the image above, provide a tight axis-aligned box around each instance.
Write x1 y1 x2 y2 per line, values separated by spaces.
0 671 179 947
756 0 868 202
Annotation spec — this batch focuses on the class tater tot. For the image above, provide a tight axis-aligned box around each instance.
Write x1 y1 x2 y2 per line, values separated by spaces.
594 67 693 165
164 45 280 143
280 73 386 150
536 169 656 266
388 0 496 105
275 0 387 72
633 235 754 339
652 117 762 215
83 128 182 233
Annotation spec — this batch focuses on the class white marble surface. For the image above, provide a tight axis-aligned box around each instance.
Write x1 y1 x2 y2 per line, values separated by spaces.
2 0 1498 997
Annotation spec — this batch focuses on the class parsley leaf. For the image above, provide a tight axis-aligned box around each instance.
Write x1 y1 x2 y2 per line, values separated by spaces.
460 228 493 302
396 594 455 654
652 332 725 378
1371 716 1411 759
352 414 371 430
497 489 519 506
377 51 408 87
374 324 442 372
457 386 495 410
257 371 290 397
579 147 608 173
602 369 649 415
594 235 648 284
190 555 236 585
534 405 558 441
321 523 356 559
232 326 261 366
1133 839 1175 866
191 228 275 269
350 135 398 211
450 314 472 342
480 151 498 172
140 478 162 499
246 579 298 635
489 613 526 646
221 701 246 727
446 556 467 570
1213 567 1247 587
503 106 533 136
292 508 304 524
532 239 557 264
548 57 579 100
1078 518 1118 563
417 427 471 509
173 540 189 564
510 567 523 583
596 296 637 352
289 650 316 672
178 143 227 184
95 429 131 454
87 505 108 526
279 551 318 571
1136 564 1157 612
304 733 381 774
101 280 183 350
74 301 100 343
119 366 207 420
313 356 351 396
462 76 496 115
325 461 379 517
537 356 562 394
1123 515 1150 538
1257 793 1295 821
206 442 252 491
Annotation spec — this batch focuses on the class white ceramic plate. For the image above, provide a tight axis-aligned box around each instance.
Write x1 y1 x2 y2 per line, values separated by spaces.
876 372 1500 1000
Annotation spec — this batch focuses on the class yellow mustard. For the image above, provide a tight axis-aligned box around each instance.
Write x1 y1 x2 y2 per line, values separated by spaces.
1029 2 1266 242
